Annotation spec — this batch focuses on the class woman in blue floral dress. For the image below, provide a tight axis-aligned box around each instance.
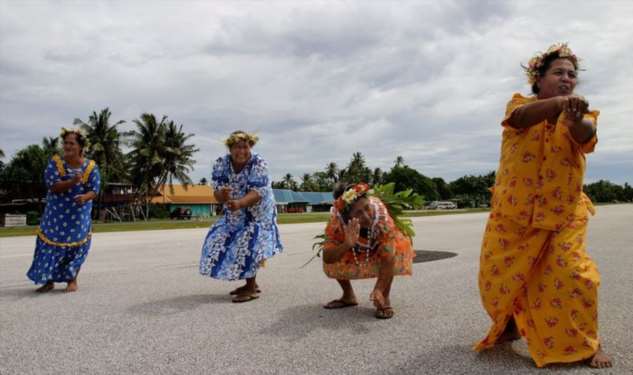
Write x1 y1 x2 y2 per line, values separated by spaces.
199 131 283 302
27 128 101 293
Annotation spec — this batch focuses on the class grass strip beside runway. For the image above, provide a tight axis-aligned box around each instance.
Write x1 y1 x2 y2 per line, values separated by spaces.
0 208 489 238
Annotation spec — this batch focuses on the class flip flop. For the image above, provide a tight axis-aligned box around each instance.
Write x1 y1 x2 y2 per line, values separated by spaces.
323 299 358 309
232 293 260 303
229 287 261 295
375 306 394 319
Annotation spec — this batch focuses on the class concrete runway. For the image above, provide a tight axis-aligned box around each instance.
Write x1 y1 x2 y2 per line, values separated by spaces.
1 205 631 375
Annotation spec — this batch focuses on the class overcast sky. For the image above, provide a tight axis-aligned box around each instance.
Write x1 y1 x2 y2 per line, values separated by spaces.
1 1 632 184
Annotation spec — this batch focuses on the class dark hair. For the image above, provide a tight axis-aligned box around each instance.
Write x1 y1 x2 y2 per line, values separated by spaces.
332 182 369 223
332 182 352 200
63 131 87 154
531 53 578 94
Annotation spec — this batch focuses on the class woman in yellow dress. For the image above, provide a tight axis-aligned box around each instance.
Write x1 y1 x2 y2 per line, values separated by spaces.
474 43 612 368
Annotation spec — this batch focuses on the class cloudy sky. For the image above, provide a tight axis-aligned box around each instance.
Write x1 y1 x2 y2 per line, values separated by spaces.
1 1 632 184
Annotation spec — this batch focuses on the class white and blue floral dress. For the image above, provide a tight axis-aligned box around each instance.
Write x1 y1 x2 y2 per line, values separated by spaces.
27 155 101 284
199 153 283 281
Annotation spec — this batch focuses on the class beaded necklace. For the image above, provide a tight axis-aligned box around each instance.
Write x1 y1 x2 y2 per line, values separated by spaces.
349 200 380 268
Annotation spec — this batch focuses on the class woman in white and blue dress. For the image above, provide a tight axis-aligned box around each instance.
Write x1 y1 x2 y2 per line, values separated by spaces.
199 131 283 302
27 128 100 293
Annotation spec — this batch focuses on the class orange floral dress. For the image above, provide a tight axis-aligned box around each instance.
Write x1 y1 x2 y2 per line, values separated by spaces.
322 197 415 280
475 93 601 367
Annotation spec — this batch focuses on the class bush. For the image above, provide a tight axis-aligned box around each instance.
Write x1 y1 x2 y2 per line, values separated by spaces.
148 204 170 219
26 211 41 226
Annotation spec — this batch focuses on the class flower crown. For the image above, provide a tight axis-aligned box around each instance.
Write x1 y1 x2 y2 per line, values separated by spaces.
224 131 259 148
333 183 372 212
60 127 90 150
523 43 579 85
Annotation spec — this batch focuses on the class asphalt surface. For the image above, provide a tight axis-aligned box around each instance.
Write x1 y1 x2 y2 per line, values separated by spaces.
1 205 631 375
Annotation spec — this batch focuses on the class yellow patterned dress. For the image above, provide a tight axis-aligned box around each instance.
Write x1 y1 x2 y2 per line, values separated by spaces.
475 93 601 367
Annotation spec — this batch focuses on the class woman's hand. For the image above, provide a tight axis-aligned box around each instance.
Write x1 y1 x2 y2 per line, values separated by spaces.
560 95 589 121
219 186 232 202
343 218 360 248
560 95 596 144
74 194 89 205
71 173 82 184
226 199 242 211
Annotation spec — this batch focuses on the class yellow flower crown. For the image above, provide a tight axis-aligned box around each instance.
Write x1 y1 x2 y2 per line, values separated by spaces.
224 131 259 148
523 43 580 85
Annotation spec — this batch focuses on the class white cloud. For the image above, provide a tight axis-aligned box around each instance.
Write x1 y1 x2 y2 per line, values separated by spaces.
1 0 631 184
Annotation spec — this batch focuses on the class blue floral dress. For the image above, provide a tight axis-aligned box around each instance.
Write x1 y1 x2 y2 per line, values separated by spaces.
199 153 283 281
27 155 101 284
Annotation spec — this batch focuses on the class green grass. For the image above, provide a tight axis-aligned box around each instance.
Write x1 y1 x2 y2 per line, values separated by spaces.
0 209 489 238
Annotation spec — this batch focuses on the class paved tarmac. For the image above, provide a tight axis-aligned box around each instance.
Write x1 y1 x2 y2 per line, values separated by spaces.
1 205 631 375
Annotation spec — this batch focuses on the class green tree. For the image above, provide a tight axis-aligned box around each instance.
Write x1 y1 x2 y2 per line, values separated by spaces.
325 162 339 184
159 121 198 190
74 108 128 183
283 173 298 190
0 144 48 206
584 180 623 203
340 152 371 184
41 136 60 158
300 173 319 192
432 177 452 200
371 167 384 185
623 183 633 202
129 113 169 218
449 171 495 207
199 177 208 185
383 165 438 201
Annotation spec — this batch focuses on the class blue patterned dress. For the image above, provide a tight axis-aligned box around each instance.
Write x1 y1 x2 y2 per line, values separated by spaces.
199 153 283 281
27 155 101 284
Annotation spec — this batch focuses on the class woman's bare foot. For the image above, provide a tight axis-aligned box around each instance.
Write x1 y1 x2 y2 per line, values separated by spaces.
36 282 54 293
588 346 613 368
497 318 521 344
370 288 386 310
64 279 78 293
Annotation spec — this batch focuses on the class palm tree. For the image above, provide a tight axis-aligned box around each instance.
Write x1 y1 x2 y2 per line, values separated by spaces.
344 152 370 183
74 108 127 182
395 155 405 168
129 113 168 219
300 173 317 192
75 108 128 220
283 173 297 190
41 137 60 158
0 148 5 159
159 121 198 192
372 167 383 185
325 162 338 183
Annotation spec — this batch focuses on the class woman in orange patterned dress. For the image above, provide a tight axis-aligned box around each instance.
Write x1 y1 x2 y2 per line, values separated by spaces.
320 183 415 319
475 43 612 368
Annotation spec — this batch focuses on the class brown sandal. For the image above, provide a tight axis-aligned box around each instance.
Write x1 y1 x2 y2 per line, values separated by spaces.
232 293 260 303
229 286 261 295
323 299 358 309
375 306 394 319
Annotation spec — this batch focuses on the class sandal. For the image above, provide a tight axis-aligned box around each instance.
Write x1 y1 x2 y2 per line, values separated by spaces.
232 293 260 303
323 299 358 309
375 306 394 319
229 286 261 295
